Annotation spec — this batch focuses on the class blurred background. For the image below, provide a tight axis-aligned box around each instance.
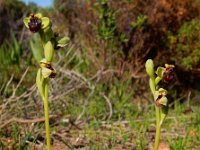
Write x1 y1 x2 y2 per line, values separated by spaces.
0 0 200 149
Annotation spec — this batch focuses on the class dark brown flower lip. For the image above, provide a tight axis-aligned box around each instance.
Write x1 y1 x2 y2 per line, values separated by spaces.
28 14 41 33
49 70 56 78
163 65 175 83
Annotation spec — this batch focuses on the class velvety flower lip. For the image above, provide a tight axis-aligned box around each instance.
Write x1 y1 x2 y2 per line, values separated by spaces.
163 64 175 83
28 14 41 32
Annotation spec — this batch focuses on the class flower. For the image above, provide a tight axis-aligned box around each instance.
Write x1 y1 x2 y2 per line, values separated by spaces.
40 59 56 78
163 64 175 83
155 88 168 107
23 13 50 33
28 14 41 33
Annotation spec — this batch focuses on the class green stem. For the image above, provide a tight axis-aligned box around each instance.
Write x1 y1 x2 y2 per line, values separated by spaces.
150 78 161 150
43 81 51 150
154 106 161 150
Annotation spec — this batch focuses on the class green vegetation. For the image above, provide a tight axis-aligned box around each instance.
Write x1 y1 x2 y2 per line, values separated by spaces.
0 0 200 149
169 20 200 70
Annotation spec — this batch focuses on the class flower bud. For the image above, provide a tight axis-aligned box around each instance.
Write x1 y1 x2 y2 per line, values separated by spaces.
145 59 155 79
44 41 54 62
28 14 41 33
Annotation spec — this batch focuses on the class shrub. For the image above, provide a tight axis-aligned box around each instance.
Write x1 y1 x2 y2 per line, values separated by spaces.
169 21 200 70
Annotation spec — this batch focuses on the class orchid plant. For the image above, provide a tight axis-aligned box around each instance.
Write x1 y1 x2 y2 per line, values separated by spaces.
145 59 175 150
24 13 69 150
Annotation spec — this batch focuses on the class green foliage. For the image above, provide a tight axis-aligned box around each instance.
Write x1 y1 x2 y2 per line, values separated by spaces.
56 36 70 48
0 34 22 85
96 0 116 41
0 140 5 150
169 20 200 69
10 34 22 65
108 76 134 119
170 137 188 150
131 15 147 30
0 33 22 65
1 0 200 149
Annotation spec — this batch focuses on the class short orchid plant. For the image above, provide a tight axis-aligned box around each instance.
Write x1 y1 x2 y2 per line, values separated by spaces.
145 59 175 150
23 13 69 150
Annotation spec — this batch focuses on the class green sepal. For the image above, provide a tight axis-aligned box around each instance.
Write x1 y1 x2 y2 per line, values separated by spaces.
156 67 164 78
155 76 162 85
36 68 45 98
35 13 43 19
56 36 70 47
160 106 168 126
145 59 155 79
44 41 54 62
23 17 30 28
41 17 50 29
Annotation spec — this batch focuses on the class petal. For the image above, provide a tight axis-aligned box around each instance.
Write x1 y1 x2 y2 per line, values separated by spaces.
41 17 50 29
41 67 52 78
23 17 30 28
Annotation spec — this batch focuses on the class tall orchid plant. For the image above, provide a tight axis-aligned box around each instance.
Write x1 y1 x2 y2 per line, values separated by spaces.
24 13 69 150
145 59 175 150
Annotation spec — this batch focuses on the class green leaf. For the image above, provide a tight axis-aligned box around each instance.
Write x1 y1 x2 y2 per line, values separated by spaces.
160 106 168 125
41 17 50 29
57 36 70 47
23 17 30 28
36 69 45 97
131 15 147 29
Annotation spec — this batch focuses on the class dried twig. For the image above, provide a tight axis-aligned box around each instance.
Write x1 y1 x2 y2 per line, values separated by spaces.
100 92 113 120
12 67 29 97
0 115 58 129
